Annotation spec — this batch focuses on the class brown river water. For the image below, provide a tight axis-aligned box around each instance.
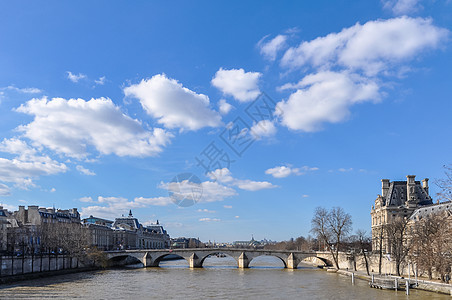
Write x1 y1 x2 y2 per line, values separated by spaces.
0 256 448 299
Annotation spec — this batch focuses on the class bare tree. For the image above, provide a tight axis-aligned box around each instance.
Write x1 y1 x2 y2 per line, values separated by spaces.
376 226 384 274
355 229 371 275
311 207 352 269
410 213 452 281
385 216 410 276
436 164 452 202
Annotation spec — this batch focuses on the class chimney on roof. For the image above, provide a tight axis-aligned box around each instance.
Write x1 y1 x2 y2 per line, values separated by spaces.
407 175 416 204
129 210 133 217
381 179 390 198
422 178 429 195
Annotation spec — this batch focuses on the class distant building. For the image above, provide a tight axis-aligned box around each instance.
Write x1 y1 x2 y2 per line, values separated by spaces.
3 205 170 253
233 236 261 248
6 205 81 253
371 175 433 252
83 210 170 250
170 237 203 248
83 216 114 251
0 207 9 252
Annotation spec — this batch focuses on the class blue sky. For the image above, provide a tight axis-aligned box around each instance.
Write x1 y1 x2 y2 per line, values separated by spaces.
0 0 451 242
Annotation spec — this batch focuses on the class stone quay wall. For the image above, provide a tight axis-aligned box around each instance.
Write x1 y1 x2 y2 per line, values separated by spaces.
0 255 88 280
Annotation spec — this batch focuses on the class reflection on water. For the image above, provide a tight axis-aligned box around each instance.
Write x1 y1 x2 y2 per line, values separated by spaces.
0 256 449 299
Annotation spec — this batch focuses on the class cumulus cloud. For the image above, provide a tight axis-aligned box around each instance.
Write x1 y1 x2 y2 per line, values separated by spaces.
76 165 96 176
81 195 173 219
1 86 42 94
124 74 222 131
199 218 220 222
66 71 87 83
197 208 216 213
79 196 94 203
281 17 448 76
383 0 422 15
95 76 106 85
159 178 237 204
0 138 68 189
15 97 173 159
265 165 319 178
211 68 262 102
0 183 11 196
208 168 278 191
277 71 380 131
250 120 277 140
218 99 234 115
258 34 288 61
276 17 448 132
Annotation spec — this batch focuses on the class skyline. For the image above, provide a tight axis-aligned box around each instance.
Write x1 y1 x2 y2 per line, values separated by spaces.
0 0 451 242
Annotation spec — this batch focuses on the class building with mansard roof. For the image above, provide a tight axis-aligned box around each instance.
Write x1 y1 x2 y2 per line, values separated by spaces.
370 175 450 253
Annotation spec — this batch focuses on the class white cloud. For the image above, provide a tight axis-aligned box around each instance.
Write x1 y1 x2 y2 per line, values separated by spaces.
0 138 67 189
1 86 42 94
66 71 87 83
234 180 276 191
208 168 278 191
265 165 319 178
302 194 310 198
218 99 234 115
223 205 232 209
281 17 448 76
124 74 222 131
80 195 173 219
15 97 173 159
95 76 106 85
338 167 353 172
258 34 288 61
134 196 173 206
235 215 240 219
198 181 238 202
383 0 422 15
79 196 94 203
76 165 96 176
159 178 237 204
0 183 11 196
199 218 220 222
211 68 262 102
50 187 56 193
277 71 380 131
250 120 277 140
197 208 216 213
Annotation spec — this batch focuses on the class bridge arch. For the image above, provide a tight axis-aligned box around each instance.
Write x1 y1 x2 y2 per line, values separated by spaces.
150 253 188 267
299 255 332 267
107 254 143 267
248 254 287 268
198 251 238 267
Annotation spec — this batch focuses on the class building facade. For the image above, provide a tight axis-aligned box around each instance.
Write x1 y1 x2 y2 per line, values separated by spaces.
83 210 170 250
0 207 8 252
371 175 433 252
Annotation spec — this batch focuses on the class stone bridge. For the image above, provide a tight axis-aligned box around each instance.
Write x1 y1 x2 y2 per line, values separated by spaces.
105 248 339 269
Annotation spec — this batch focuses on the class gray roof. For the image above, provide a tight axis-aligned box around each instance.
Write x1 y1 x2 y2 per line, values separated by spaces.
385 181 432 207
410 201 452 220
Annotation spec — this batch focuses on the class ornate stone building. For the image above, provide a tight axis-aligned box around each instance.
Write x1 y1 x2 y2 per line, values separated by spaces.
83 210 170 250
371 175 433 252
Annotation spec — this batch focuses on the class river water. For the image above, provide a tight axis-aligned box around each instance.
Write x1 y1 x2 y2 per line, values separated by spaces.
0 256 448 299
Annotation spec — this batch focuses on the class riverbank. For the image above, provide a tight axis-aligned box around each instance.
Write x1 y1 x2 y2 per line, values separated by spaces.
336 268 452 295
0 266 99 284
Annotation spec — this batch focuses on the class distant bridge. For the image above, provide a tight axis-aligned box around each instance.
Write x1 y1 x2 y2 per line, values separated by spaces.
105 248 337 269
